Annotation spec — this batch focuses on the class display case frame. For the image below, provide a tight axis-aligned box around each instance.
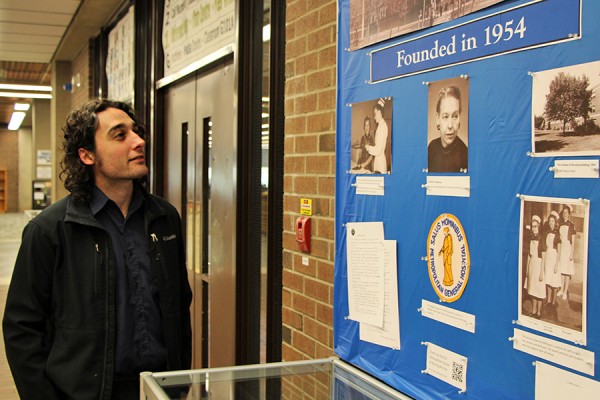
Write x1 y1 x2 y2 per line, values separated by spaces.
140 357 412 399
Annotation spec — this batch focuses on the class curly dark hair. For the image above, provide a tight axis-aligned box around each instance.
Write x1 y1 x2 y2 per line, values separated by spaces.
60 98 146 202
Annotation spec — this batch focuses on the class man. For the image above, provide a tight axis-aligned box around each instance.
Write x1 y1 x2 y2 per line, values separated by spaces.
2 98 192 399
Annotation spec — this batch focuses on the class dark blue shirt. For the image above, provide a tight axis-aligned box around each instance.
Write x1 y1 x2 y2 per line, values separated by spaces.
90 186 167 376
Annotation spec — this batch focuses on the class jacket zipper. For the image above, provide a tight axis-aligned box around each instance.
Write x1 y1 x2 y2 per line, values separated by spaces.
98 240 110 399
150 232 168 304
150 233 160 260
94 243 101 295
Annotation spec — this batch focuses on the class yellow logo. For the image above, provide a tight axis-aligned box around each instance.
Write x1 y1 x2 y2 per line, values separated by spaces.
427 213 470 302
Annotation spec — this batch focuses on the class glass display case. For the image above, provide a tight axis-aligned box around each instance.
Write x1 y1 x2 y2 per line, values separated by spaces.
140 357 412 399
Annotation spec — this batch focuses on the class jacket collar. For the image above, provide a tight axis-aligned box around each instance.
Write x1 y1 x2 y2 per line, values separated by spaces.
64 184 167 227
89 185 145 218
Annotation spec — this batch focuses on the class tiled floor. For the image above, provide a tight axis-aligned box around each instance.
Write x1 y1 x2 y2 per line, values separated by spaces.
0 212 28 399
0 285 19 399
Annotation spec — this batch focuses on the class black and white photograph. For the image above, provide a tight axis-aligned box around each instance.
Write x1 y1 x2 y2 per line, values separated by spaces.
350 97 393 174
349 0 508 51
518 195 589 345
427 77 469 173
532 60 600 157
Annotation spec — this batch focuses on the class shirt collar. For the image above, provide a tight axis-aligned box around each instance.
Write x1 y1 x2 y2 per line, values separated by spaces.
90 185 145 217
90 186 110 216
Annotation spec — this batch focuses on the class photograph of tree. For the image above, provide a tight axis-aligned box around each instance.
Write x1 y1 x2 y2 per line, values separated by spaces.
532 60 600 156
349 0 508 51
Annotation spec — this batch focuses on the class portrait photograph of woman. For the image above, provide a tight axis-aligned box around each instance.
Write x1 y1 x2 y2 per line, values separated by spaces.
427 76 469 173
518 195 589 345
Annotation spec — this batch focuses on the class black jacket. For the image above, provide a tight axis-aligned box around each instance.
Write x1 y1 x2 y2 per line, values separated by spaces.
2 190 192 399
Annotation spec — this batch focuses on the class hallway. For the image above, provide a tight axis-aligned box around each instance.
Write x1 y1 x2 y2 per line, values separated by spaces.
0 212 27 399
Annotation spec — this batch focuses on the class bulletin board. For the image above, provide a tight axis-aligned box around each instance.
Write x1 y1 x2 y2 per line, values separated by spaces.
334 0 600 399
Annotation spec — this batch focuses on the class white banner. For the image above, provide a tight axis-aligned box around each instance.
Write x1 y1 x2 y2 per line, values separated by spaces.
106 6 135 102
162 0 235 77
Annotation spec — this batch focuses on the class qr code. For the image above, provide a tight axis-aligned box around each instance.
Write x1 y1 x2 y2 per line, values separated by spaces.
452 361 464 383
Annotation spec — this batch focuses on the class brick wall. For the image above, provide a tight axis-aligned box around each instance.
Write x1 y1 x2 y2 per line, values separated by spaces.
0 129 19 212
282 0 337 362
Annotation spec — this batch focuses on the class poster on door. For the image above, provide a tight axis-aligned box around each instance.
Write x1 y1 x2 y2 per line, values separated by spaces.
162 0 235 77
106 6 134 102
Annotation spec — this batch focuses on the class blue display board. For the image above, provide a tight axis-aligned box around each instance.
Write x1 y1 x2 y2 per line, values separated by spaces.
334 0 600 398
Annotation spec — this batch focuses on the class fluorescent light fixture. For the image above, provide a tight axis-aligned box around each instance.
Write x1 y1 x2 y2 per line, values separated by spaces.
0 83 52 91
14 103 30 111
8 111 26 130
263 24 271 42
0 92 52 99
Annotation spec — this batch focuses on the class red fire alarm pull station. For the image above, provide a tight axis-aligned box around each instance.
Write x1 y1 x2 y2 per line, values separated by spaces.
295 216 311 252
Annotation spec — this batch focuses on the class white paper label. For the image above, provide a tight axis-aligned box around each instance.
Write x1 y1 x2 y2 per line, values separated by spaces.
425 176 470 197
552 160 599 179
513 329 594 375
421 299 475 333
535 361 600 400
355 176 385 196
425 343 468 391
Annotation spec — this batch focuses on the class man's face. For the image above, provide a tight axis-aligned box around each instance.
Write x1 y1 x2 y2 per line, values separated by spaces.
364 119 370 134
436 96 461 148
81 107 148 189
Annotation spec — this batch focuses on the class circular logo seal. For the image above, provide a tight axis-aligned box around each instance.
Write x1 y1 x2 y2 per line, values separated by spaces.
427 213 470 303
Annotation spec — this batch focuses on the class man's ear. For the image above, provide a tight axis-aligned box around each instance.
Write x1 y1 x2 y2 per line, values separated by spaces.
78 148 95 166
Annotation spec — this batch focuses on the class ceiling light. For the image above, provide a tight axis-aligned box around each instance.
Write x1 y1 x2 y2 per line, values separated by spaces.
0 92 52 99
8 111 26 130
14 103 31 111
0 84 52 92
